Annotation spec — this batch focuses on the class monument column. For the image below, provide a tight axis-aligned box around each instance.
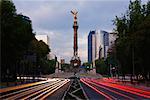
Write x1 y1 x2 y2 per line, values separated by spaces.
70 10 81 70
73 19 78 56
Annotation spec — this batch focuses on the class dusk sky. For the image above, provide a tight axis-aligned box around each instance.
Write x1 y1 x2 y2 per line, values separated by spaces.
13 0 148 63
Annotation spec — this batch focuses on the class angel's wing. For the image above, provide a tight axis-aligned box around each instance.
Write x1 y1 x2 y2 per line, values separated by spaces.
74 11 78 15
71 10 74 15
71 10 78 15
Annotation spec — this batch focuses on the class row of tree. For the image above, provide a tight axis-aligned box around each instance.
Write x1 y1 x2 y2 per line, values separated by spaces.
86 0 150 81
112 0 150 81
61 63 70 72
1 0 55 82
95 59 108 75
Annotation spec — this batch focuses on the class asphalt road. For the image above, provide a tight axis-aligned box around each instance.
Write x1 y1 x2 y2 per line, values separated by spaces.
0 78 70 100
81 78 150 100
81 82 106 99
46 81 70 100
1 77 149 100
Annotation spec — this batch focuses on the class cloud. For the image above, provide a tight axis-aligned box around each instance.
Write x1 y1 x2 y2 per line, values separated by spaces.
13 0 149 63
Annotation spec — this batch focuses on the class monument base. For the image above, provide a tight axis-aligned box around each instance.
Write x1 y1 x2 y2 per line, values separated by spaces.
89 68 96 74
70 56 81 72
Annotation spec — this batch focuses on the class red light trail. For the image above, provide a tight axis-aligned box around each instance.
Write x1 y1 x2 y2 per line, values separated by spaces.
81 78 150 99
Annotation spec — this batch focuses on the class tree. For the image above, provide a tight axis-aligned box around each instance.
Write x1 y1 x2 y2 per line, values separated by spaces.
61 63 70 71
82 62 91 71
114 0 150 82
1 0 34 81
27 38 51 75
95 59 108 75
40 59 56 74
1 0 53 81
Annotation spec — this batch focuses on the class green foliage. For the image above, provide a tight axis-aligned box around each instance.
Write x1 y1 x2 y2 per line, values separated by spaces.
1 0 34 81
61 63 70 71
82 62 91 67
95 59 108 75
82 62 91 70
1 0 52 81
38 40 50 58
28 38 51 74
40 59 56 74
114 0 150 80
1 0 16 19
29 38 50 59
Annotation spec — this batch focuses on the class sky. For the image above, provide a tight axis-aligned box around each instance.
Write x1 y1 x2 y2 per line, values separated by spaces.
13 0 148 63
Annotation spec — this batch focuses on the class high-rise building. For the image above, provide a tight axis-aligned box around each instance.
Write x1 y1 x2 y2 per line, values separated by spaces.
88 30 103 62
88 30 110 62
101 30 109 59
88 31 96 63
97 30 104 59
95 30 103 59
109 32 117 47
107 32 117 54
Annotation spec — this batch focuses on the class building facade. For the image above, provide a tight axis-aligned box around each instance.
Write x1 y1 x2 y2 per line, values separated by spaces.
88 30 110 62
88 31 96 63
107 32 117 54
101 30 109 59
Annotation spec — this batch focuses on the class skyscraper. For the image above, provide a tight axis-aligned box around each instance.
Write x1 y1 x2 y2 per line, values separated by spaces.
88 30 109 62
88 31 96 63
96 30 102 59
101 30 109 59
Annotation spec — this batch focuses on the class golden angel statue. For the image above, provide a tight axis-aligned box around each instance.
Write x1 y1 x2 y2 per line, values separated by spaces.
71 9 78 22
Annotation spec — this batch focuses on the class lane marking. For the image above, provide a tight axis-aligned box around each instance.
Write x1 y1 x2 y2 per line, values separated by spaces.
5 80 62 100
85 79 134 100
0 80 58 99
91 79 150 99
22 80 68 100
0 79 52 93
103 78 150 92
39 80 70 100
80 79 114 100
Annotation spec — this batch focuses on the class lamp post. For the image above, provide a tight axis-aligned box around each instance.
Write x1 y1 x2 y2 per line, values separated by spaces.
110 64 112 77
132 47 135 75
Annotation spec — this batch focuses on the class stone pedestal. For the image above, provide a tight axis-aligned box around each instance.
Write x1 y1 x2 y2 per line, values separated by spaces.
90 68 96 74
70 56 81 72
